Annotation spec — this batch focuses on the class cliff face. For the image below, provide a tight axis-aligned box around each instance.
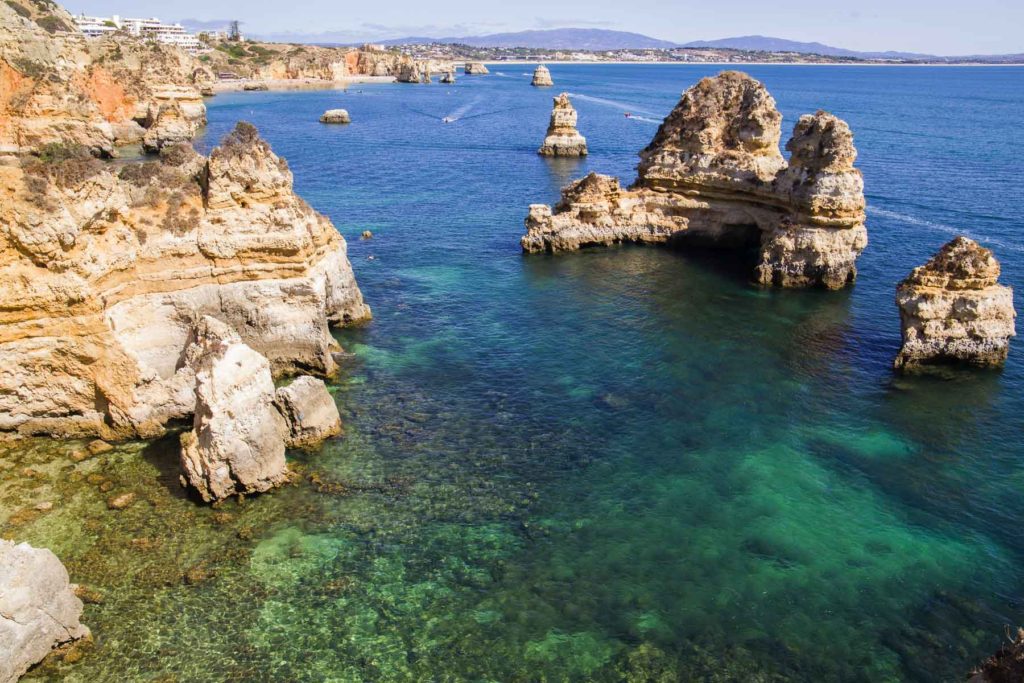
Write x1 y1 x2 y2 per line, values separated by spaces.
0 122 370 439
0 2 207 156
538 93 587 157
895 237 1016 370
522 71 868 289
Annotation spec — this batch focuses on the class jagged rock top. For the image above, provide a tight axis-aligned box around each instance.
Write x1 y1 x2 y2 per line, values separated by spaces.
900 236 1001 290
638 71 785 188
532 64 553 86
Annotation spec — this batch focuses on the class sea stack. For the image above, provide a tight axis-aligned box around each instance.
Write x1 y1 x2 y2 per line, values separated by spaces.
894 237 1016 370
522 71 868 289
538 93 587 157
320 109 351 124
1 540 90 683
440 71 456 84
532 64 554 87
464 62 489 75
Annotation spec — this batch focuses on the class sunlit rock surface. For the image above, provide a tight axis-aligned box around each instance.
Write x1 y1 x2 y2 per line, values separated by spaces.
538 93 587 157
895 236 1016 370
522 71 868 289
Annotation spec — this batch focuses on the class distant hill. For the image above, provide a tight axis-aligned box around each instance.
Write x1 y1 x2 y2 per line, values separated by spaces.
679 35 934 60
380 28 679 50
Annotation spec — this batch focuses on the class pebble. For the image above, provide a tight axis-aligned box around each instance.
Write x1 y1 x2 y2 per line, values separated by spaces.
107 492 136 510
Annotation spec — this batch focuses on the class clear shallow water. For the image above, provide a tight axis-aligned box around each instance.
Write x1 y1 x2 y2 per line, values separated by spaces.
6 64 1024 681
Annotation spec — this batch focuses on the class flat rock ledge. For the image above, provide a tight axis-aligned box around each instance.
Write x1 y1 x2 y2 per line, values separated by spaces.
895 236 1016 370
521 71 868 289
320 109 351 124
0 540 89 683
531 65 553 87
538 93 587 157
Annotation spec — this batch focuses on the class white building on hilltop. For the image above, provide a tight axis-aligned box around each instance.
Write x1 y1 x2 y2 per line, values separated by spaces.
73 14 202 51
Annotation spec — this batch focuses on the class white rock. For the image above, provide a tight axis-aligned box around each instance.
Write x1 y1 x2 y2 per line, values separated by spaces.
275 376 342 448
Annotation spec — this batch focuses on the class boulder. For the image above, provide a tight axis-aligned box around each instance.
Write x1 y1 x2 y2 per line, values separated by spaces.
531 64 553 87
895 237 1016 370
320 109 351 124
538 93 587 157
440 71 455 84
178 317 290 502
0 540 89 683
275 376 342 448
522 71 868 289
464 62 489 75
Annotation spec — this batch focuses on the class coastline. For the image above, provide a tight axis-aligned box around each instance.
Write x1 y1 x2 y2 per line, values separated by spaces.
480 59 1024 67
211 75 396 93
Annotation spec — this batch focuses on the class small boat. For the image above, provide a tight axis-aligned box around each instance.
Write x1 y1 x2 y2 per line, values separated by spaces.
442 117 454 124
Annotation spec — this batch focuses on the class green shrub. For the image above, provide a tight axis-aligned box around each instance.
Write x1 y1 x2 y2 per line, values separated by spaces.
35 13 71 33
4 0 31 18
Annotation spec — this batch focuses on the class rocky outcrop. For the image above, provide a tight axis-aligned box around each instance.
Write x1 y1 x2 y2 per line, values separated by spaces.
320 109 351 124
894 237 1016 370
274 376 342 448
464 62 489 75
0 122 370 439
538 93 587 157
0 1 208 156
179 317 290 502
531 64 553 87
522 71 868 289
140 85 206 152
969 628 1024 682
0 540 89 683
440 70 455 84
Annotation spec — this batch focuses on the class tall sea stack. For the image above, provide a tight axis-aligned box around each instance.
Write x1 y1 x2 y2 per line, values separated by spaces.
538 93 587 157
895 236 1016 370
532 64 553 87
522 71 868 289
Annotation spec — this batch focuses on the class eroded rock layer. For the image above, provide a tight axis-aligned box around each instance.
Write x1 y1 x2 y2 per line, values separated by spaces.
0 122 370 439
522 71 868 289
895 237 1016 370
538 93 587 157
0 1 208 156
531 64 553 87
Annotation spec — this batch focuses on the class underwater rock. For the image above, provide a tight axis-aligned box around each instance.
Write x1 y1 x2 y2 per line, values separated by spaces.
0 540 90 683
895 237 1016 370
319 109 351 124
0 122 370 439
969 628 1024 682
275 376 342 448
522 71 868 289
531 64 553 87
179 316 290 502
538 93 587 157
464 62 489 75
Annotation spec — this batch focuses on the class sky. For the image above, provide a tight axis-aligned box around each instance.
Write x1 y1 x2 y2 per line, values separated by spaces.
60 0 1023 55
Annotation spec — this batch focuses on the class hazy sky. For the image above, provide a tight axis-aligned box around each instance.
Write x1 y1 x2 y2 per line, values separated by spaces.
61 0 1023 54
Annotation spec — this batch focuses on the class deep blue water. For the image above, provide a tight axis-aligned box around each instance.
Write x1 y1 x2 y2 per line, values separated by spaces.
90 65 1024 680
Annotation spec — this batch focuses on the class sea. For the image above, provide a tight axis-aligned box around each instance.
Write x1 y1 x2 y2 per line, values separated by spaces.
11 63 1024 681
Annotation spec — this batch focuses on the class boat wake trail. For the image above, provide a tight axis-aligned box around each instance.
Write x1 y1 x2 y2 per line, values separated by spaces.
443 96 484 123
567 93 659 117
867 206 1022 253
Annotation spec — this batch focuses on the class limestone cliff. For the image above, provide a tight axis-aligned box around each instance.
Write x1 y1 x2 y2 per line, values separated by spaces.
538 92 587 157
522 71 868 289
0 122 370 439
0 1 207 156
895 237 1015 370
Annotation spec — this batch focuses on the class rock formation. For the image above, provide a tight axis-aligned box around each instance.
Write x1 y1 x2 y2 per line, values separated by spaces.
440 70 455 84
538 93 587 157
0 540 89 683
531 64 553 87
522 71 868 289
179 317 290 502
275 376 342 448
969 628 1024 682
0 122 370 439
0 1 208 156
464 62 489 75
894 237 1016 370
320 109 351 124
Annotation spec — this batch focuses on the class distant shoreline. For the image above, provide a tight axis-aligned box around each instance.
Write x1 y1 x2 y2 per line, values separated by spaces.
479 60 1023 67
211 76 396 93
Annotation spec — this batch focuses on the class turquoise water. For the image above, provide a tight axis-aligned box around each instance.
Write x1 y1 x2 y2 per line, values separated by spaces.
10 64 1024 681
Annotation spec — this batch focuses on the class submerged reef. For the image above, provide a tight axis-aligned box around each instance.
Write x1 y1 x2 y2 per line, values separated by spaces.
538 93 587 157
522 71 868 289
0 121 369 440
895 237 1016 370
